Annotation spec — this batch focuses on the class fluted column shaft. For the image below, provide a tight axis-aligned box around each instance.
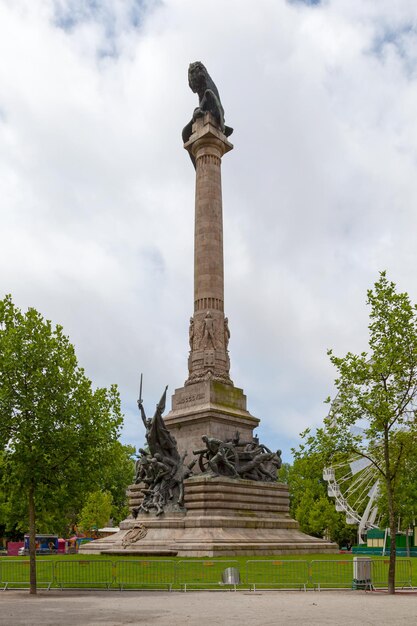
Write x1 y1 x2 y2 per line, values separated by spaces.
194 140 224 311
184 114 233 386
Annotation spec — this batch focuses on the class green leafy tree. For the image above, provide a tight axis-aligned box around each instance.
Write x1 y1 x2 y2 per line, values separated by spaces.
0 496 26 541
276 461 290 484
99 442 136 525
0 295 123 593
376 446 417 556
77 491 113 535
279 455 356 547
0 442 135 539
308 496 339 537
301 273 417 593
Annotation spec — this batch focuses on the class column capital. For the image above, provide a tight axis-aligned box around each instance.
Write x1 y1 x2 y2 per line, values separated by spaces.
184 113 233 161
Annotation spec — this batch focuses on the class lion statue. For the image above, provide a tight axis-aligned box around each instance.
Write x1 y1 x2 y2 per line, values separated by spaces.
182 62 233 167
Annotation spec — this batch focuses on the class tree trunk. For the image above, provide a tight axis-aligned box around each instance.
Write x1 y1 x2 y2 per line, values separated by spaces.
406 527 410 558
383 429 396 594
28 483 37 595
387 488 397 594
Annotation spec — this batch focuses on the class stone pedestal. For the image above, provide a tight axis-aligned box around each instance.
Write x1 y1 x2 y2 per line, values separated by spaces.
164 380 259 467
82 477 337 557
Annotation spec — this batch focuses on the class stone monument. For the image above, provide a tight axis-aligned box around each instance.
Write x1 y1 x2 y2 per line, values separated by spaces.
164 62 258 461
81 62 337 556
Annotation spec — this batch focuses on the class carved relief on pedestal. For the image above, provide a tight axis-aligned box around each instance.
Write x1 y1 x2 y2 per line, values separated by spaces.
201 311 217 349
190 310 220 351
193 314 205 349
224 317 231 372
121 524 147 548
188 316 195 350
185 309 233 386
224 317 230 349
203 349 215 367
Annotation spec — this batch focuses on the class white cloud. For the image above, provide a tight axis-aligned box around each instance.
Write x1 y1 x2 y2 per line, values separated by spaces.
1 0 417 460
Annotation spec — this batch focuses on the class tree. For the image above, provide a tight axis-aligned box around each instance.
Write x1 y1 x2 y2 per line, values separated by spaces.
77 491 113 535
99 442 136 525
278 455 356 547
301 273 417 593
376 445 417 556
0 441 135 538
0 295 123 593
0 441 135 540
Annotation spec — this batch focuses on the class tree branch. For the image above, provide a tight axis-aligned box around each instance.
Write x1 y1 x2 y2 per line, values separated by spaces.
351 446 386 478
392 442 404 481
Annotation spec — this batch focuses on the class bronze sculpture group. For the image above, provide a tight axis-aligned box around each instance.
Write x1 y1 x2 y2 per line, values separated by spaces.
133 386 195 517
194 432 282 482
134 387 282 517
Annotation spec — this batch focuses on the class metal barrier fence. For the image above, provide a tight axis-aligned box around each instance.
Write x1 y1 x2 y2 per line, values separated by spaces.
246 560 309 591
175 560 240 591
0 558 414 591
310 560 353 590
371 559 412 589
0 560 54 590
54 560 114 589
115 560 175 590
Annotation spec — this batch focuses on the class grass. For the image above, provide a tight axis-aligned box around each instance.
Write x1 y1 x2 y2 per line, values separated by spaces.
1 553 416 590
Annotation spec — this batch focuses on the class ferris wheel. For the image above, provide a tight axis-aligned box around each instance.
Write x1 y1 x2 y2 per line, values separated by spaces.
323 456 380 543
322 396 381 543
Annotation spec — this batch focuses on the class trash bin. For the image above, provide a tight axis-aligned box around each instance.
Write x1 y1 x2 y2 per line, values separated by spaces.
222 567 241 585
352 557 372 590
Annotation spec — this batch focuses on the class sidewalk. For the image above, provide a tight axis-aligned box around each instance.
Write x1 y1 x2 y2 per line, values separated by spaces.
1 590 417 625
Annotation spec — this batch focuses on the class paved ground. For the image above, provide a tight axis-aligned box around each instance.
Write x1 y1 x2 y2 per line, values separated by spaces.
1 590 417 625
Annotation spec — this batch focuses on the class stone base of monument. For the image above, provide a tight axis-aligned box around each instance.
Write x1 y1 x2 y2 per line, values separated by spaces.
80 476 337 557
164 380 260 465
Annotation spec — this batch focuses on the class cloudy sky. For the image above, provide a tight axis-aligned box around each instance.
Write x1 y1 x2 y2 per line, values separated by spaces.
1 0 417 461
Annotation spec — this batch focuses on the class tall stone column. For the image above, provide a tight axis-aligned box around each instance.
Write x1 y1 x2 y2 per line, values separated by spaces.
164 113 259 461
185 113 232 386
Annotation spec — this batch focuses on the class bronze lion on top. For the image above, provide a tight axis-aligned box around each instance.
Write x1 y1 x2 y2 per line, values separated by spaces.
182 62 233 166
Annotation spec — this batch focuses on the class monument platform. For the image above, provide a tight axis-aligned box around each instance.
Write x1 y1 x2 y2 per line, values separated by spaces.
81 476 337 557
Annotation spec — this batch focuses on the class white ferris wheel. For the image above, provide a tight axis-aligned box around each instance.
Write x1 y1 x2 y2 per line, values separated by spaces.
322 393 381 544
323 456 380 543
